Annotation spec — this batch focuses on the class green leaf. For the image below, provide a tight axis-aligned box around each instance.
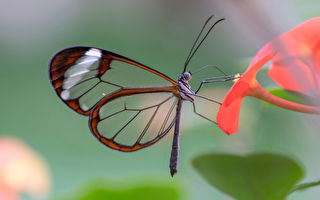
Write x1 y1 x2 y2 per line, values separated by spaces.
60 179 182 200
192 153 304 200
266 88 310 105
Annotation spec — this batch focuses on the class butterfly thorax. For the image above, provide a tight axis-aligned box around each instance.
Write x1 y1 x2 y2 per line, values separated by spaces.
177 72 194 101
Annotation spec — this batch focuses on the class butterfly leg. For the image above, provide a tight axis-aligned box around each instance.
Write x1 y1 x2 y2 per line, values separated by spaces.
195 74 240 94
190 65 227 76
192 101 217 125
170 100 183 176
191 93 221 105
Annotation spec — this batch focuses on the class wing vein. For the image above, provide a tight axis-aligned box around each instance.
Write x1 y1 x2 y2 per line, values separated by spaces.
136 105 160 144
62 76 98 90
76 81 101 100
99 108 126 121
126 95 174 112
111 111 141 140
100 79 122 88
158 96 177 136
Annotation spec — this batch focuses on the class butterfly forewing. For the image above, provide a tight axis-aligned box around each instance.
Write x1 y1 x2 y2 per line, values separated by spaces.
49 46 178 115
89 89 179 152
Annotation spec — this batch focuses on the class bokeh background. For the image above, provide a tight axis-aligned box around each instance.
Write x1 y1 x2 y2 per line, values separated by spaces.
1 0 320 199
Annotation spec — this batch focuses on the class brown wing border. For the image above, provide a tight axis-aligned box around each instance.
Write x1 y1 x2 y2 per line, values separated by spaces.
48 46 178 116
89 86 180 152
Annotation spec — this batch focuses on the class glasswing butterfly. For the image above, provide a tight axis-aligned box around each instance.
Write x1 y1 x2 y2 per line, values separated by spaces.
49 15 238 176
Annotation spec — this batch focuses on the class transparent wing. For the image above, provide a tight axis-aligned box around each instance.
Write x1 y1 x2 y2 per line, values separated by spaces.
49 46 178 115
89 89 179 152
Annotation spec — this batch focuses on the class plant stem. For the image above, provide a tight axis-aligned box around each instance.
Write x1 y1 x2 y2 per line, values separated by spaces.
290 180 320 193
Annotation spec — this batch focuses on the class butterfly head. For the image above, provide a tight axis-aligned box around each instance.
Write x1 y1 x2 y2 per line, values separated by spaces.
177 71 194 101
179 71 192 82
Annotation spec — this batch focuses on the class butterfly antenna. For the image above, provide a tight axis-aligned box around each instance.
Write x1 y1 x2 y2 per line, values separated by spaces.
183 15 214 72
183 17 225 73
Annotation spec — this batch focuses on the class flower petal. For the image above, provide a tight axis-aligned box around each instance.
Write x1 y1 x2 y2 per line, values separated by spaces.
217 43 274 134
217 81 250 134
268 17 320 94
245 42 275 77
268 59 315 93
290 17 320 50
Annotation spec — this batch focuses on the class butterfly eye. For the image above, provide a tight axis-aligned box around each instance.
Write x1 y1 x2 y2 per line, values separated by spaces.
182 72 192 81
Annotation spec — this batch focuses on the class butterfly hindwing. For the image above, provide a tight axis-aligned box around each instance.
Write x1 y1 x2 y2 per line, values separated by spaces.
90 88 179 151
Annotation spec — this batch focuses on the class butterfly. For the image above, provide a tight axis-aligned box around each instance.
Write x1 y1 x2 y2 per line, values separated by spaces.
48 15 237 176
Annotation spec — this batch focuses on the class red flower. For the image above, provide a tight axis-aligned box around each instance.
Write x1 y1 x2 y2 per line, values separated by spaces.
217 17 320 135
0 137 51 199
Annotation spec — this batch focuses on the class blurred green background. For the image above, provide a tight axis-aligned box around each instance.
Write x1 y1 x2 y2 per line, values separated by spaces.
1 0 320 199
